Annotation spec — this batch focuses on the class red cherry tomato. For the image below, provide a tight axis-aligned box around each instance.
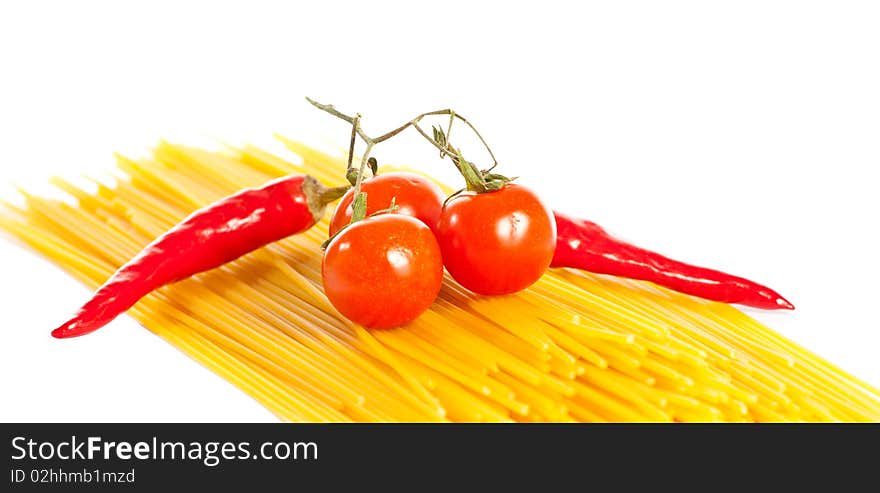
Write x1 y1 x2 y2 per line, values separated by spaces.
322 214 444 329
328 172 446 237
436 184 556 295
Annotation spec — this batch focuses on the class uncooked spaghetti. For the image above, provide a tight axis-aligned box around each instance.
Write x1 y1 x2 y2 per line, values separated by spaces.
2 139 878 422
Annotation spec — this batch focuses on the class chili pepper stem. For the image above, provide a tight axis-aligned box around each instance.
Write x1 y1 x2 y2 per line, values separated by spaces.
302 176 350 222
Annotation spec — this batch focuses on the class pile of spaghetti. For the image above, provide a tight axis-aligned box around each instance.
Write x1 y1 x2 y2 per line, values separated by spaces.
2 139 878 422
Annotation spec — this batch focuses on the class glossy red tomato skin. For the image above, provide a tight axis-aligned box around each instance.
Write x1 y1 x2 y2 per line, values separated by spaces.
328 172 446 236
322 214 444 329
436 184 556 295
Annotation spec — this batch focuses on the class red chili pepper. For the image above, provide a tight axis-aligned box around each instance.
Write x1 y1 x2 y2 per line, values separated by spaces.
551 212 794 310
52 175 348 339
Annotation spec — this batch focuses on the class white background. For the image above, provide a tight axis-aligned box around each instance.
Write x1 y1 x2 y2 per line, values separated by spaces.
0 1 877 421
